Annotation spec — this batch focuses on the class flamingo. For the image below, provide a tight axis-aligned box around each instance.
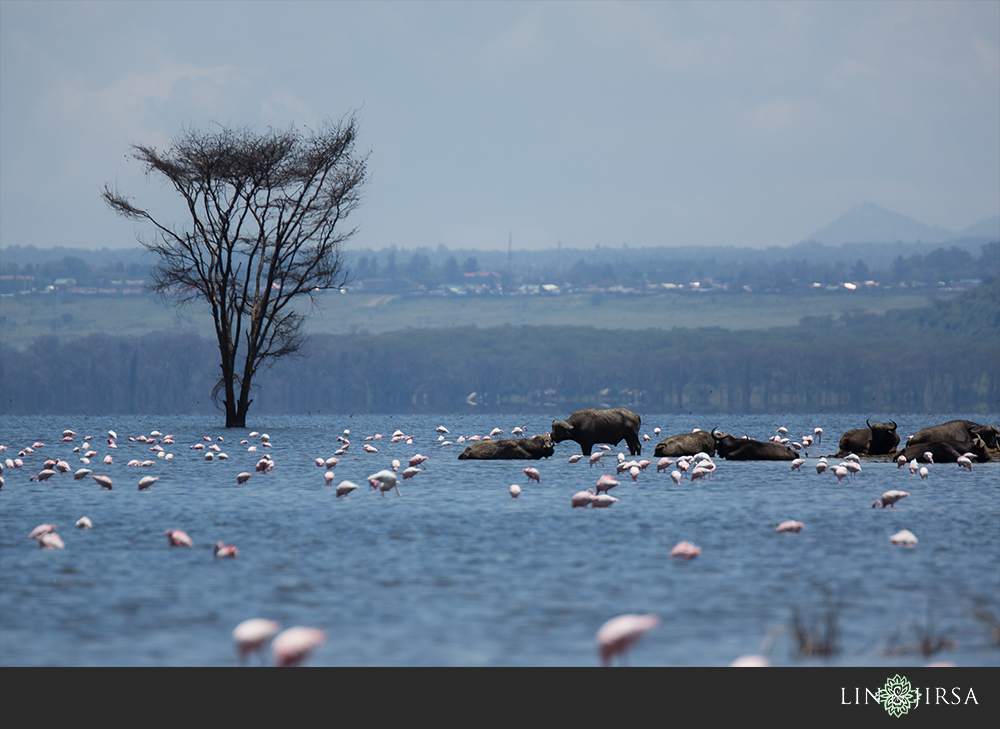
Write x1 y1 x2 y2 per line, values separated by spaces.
29 524 56 539
165 529 193 547
815 460 827 474
333 480 358 497
670 470 682 485
629 466 640 482
138 476 159 490
409 454 429 469
596 614 659 666
813 427 822 444
730 655 771 667
509 484 521 499
368 470 400 497
237 472 251 484
76 516 93 529
896 455 907 468
919 466 929 480
325 457 340 469
271 627 326 667
92 474 113 490
402 467 421 480
572 489 596 508
595 473 619 494
831 465 849 484
890 529 918 546
669 541 702 559
38 532 65 549
214 541 239 558
957 456 973 471
589 453 604 468
873 490 909 508
591 494 618 508
523 467 540 484
314 458 325 467
568 455 583 464
436 426 450 434
790 459 804 472
233 619 281 666
923 451 934 464
656 457 674 472
776 521 804 533
324 471 336 486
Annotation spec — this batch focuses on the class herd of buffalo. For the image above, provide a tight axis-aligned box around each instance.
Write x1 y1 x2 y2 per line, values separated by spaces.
456 408 999 463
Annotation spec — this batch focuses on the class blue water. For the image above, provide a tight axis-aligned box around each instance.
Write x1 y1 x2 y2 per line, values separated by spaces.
1 413 998 667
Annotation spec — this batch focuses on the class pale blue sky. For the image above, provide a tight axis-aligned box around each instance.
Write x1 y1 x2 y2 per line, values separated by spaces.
2 0 998 252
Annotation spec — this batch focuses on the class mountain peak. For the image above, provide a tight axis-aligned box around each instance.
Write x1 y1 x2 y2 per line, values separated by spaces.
805 203 955 245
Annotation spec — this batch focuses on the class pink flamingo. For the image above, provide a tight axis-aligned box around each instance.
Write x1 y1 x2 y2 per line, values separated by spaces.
670 470 682 485
402 467 421 480
409 454 429 470
214 541 239 558
776 521 804 533
656 457 674 472
38 532 65 549
324 471 335 486
76 517 93 529
138 476 159 490
335 480 360 497
589 453 604 468
237 472 251 484
595 473 619 495
591 494 618 508
872 490 909 508
92 474 113 490
596 614 659 666
523 467 540 483
572 489 596 508
509 484 521 499
957 456 973 471
896 455 907 468
271 627 326 667
165 529 193 547
233 618 281 666
669 541 702 559
29 523 56 539
890 529 918 546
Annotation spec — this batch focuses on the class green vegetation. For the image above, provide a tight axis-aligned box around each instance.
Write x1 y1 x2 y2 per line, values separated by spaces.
2 281 996 416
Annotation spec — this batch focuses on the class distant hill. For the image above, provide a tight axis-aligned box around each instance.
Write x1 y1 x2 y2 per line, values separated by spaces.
805 202 964 245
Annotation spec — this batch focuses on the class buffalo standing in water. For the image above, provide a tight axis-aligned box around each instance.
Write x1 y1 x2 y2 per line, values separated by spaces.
906 420 998 451
458 434 555 460
710 429 798 461
551 408 642 456
838 419 900 457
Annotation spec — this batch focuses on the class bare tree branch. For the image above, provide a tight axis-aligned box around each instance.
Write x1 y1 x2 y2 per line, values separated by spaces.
103 114 368 427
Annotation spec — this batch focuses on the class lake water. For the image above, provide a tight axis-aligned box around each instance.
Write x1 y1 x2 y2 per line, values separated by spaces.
1 412 998 667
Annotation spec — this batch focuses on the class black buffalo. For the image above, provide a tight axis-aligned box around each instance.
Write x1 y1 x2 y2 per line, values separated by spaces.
897 437 990 464
458 434 555 460
906 420 999 451
551 408 642 456
838 419 900 457
710 429 798 461
654 430 716 458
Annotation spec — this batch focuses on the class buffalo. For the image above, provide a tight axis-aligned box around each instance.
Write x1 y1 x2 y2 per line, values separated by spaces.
906 420 998 451
838 419 900 457
710 429 798 461
458 434 555 460
654 430 716 458
551 408 642 456
897 437 990 464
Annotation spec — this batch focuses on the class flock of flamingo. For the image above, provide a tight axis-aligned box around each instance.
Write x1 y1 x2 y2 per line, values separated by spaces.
2 418 980 667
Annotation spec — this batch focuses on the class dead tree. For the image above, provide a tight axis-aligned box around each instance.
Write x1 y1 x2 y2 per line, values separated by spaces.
103 115 367 427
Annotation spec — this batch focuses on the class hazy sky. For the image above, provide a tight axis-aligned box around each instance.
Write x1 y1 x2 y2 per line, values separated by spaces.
2 0 998 252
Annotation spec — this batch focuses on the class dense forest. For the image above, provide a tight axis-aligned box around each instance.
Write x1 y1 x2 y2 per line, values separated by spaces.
2 280 996 416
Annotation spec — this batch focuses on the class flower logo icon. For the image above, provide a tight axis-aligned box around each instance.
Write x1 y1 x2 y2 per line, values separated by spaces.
881 674 918 717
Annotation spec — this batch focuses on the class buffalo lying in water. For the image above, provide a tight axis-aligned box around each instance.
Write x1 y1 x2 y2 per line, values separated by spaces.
551 408 642 456
897 437 991 464
711 428 798 461
906 420 998 451
654 430 716 458
458 434 555 460
838 419 900 457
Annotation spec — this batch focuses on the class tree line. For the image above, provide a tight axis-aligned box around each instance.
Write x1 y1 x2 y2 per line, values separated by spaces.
3 281 996 417
3 241 996 296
